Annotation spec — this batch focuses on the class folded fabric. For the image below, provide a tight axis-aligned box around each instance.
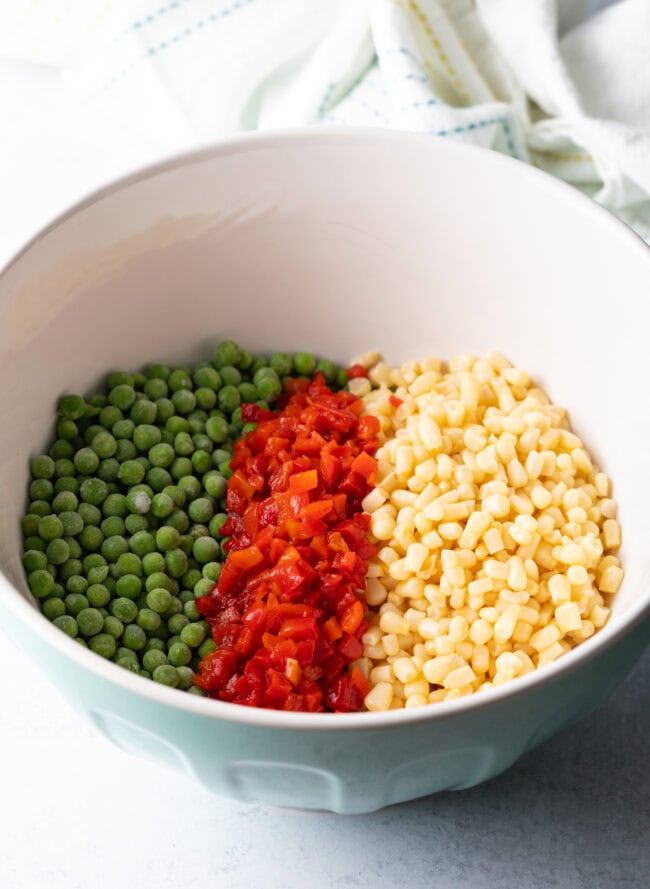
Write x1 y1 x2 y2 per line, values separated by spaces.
1 0 648 240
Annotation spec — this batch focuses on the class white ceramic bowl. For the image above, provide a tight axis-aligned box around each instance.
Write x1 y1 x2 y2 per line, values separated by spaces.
1 129 650 814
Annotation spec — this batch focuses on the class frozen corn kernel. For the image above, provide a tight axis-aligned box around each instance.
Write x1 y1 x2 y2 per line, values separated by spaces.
364 682 394 711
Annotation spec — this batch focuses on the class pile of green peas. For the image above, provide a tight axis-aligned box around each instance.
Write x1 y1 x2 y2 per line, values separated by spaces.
21 341 345 692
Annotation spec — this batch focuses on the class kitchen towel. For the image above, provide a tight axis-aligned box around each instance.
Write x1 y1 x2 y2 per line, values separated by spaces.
2 0 648 239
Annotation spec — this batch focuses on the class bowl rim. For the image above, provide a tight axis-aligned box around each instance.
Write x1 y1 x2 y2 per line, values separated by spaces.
2 125 650 732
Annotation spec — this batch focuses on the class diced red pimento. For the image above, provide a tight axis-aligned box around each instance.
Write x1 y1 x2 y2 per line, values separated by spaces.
194 373 381 713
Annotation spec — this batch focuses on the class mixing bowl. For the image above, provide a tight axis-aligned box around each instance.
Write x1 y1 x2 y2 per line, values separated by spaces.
1 129 649 814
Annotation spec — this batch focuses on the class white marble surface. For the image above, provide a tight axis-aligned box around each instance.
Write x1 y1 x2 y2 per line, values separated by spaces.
2 39 649 889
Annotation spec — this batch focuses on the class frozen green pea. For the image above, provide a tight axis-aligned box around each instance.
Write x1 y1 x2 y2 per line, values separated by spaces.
180 622 206 648
97 458 120 482
23 550 48 573
205 415 229 443
153 664 179 687
145 572 173 594
30 478 53 501
202 562 222 582
168 641 192 667
155 398 175 423
73 447 99 475
132 423 161 452
174 432 194 456
143 378 167 400
175 666 195 690
115 574 142 599
108 372 134 388
77 502 101 526
256 375 282 401
42 597 66 620
177 475 201 500
101 535 129 561
219 365 241 387
111 597 138 623
86 562 108 584
57 394 86 420
65 593 89 616
58 511 85 541
59 558 82 581
168 613 189 635
204 472 227 499
29 569 55 599
90 633 116 658
66 575 88 595
22 514 42 537
115 439 137 462
136 607 162 632
103 616 124 639
122 624 147 651
125 488 151 515
38 514 64 541
192 536 220 565
54 457 75 477
79 478 108 506
130 399 157 425
171 389 196 415
52 490 78 513
148 442 175 468
189 524 209 542
166 509 189 533
125 513 149 534
46 538 70 565
118 460 145 486
215 341 242 367
146 587 173 614
91 431 117 459
77 607 104 637
65 537 81 557
112 418 135 440
156 525 180 551
217 385 240 413
146 467 172 492
53 614 78 637
194 387 216 411
108 384 136 410
50 434 74 459
101 516 125 538
198 637 217 657
183 599 201 621
188 498 214 523
99 405 123 429
189 450 210 475
128 531 155 559
293 352 316 376
116 551 142 575
168 368 192 393
170 457 193 481
316 358 338 383
165 548 188 579
56 419 78 441
143 649 167 672
193 366 221 389
269 352 293 376
87 583 111 607
146 363 170 381
141 554 165 578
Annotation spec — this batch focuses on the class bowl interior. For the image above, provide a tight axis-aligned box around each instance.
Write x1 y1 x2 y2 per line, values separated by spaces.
1 129 649 654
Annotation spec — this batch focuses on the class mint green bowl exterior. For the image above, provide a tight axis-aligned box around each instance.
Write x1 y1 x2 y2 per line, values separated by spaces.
2 130 650 814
